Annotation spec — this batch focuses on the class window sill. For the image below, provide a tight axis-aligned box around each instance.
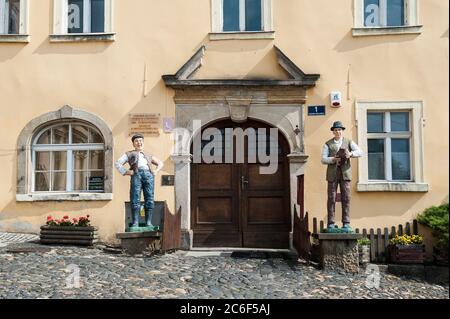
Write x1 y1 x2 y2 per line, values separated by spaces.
209 31 275 41
357 182 428 192
49 33 116 43
352 25 422 37
0 34 30 43
16 193 113 202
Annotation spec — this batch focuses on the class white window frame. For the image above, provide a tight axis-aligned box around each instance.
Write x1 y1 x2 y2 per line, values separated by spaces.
356 101 428 192
0 0 28 35
210 0 274 40
31 123 105 193
353 0 422 36
53 0 113 35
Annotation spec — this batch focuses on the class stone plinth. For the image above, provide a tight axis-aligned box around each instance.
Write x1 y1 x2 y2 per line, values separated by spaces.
116 231 162 255
313 233 362 273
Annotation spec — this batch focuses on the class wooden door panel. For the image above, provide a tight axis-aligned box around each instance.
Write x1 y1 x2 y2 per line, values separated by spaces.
193 230 242 247
246 197 286 225
247 164 284 190
243 232 289 249
196 197 233 224
198 164 232 190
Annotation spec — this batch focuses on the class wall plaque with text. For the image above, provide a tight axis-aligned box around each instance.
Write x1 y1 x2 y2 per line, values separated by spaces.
129 113 160 137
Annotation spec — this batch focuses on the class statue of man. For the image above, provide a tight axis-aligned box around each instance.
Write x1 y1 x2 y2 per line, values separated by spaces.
115 133 164 231
321 121 363 231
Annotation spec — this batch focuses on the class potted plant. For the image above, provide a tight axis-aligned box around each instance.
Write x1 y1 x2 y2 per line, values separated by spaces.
417 203 449 266
388 234 425 264
357 237 371 266
40 214 98 246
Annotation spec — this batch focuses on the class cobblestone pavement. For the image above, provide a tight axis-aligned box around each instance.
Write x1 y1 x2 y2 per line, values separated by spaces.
0 242 448 299
0 232 39 247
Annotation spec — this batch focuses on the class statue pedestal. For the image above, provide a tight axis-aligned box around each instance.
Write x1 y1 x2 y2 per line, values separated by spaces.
313 233 362 273
116 231 162 255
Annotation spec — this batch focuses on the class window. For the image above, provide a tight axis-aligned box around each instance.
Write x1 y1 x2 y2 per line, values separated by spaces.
364 0 405 27
356 101 427 192
353 0 421 36
367 111 411 181
210 0 273 40
32 123 105 193
0 0 19 34
0 0 28 40
223 0 262 32
68 0 104 33
52 0 114 41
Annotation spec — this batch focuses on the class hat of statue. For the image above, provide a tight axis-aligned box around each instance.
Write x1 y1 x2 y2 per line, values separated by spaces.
131 133 144 142
330 121 346 131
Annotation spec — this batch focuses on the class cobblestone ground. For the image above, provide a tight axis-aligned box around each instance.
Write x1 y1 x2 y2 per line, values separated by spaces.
0 240 448 299
0 232 39 247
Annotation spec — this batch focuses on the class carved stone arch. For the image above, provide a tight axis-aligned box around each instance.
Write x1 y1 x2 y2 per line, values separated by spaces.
16 105 114 198
187 115 297 156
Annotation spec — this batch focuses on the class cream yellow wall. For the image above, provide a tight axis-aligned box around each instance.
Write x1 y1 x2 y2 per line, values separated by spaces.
0 0 448 242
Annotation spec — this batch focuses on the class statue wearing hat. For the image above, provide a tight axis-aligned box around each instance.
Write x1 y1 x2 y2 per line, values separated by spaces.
115 133 164 232
321 121 363 232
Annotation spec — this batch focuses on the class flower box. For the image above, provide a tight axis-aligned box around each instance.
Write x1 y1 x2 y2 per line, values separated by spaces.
40 214 97 246
40 225 98 246
388 244 425 264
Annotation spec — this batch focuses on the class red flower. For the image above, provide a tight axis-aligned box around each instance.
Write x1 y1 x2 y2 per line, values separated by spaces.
63 216 69 219
47 216 53 221
86 215 90 218
72 218 78 223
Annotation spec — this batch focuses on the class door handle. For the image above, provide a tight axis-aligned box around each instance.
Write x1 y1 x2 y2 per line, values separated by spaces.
241 176 249 189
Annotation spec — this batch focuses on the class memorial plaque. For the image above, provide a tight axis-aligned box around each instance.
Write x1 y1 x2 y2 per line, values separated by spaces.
129 113 160 137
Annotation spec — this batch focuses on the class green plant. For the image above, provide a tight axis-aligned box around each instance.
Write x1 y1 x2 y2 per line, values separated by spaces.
417 203 449 248
357 237 371 246
390 234 423 246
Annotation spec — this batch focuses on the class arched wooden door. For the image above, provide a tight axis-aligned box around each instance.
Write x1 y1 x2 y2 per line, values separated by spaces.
191 119 291 248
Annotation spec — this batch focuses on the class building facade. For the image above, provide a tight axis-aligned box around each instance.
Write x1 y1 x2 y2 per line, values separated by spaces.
0 0 448 249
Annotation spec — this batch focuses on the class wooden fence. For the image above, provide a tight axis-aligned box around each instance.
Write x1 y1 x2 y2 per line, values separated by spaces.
311 218 419 263
293 206 311 260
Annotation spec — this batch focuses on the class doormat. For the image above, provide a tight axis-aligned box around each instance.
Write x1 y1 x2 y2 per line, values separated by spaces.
230 251 291 259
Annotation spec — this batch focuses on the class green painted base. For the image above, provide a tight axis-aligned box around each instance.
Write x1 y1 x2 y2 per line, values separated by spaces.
127 225 160 232
323 227 354 234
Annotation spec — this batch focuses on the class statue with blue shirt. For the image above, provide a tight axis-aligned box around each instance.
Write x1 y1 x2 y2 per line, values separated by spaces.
115 133 164 232
321 121 363 232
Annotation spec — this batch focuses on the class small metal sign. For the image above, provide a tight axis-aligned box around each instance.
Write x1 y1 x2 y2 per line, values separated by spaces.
161 175 175 186
88 176 104 191
163 117 175 133
308 105 326 116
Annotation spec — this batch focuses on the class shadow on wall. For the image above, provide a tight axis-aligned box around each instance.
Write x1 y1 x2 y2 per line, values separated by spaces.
350 191 428 220
333 30 421 53
0 43 28 63
246 48 292 80
32 38 112 56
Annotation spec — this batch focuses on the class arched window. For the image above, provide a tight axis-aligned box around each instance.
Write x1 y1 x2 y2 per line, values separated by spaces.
32 122 105 193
